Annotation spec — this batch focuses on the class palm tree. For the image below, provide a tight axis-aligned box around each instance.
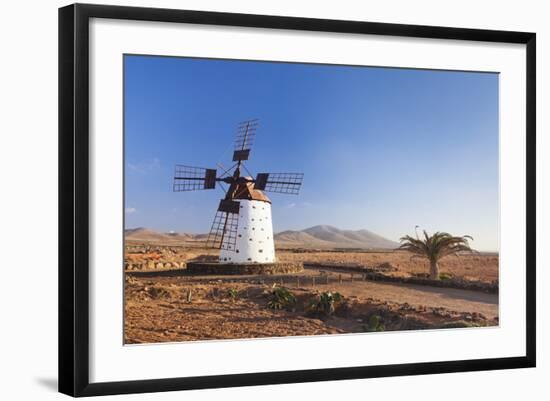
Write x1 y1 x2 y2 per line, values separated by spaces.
398 230 474 280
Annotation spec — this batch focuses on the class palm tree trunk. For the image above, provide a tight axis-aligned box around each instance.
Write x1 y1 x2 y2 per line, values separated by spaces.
429 260 440 280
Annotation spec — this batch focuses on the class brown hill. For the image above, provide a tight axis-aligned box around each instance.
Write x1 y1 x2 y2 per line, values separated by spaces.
275 225 398 249
125 228 196 244
125 225 398 249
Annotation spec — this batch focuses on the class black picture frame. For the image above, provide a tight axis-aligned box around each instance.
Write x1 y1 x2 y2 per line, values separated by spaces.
59 3 536 397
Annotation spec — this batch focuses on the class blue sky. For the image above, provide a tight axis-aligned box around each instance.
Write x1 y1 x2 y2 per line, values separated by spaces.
124 55 499 251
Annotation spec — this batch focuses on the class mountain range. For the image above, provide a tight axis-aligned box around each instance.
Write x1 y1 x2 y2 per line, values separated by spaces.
125 225 398 249
274 225 398 249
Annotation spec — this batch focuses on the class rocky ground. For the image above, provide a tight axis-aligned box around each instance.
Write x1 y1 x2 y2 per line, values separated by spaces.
124 243 498 284
277 249 499 284
124 246 499 344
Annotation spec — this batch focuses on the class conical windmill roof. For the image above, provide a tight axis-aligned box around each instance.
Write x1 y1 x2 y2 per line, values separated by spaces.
231 177 271 203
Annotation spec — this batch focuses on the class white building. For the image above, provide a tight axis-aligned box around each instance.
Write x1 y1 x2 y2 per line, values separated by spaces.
219 181 275 264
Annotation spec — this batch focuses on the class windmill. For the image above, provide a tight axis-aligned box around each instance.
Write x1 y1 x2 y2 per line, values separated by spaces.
173 119 304 264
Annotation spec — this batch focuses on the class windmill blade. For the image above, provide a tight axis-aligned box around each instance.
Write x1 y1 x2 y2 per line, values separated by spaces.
254 172 304 195
232 119 259 161
173 165 217 192
205 208 239 250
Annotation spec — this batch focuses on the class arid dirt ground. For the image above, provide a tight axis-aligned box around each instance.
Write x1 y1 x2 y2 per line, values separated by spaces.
277 250 499 283
124 244 499 344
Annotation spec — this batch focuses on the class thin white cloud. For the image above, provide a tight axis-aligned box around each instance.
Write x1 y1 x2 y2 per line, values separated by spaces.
127 158 161 173
285 202 312 209
125 207 137 214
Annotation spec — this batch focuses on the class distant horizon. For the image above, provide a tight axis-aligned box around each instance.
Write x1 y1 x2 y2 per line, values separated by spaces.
124 55 499 252
124 224 498 253
126 223 393 235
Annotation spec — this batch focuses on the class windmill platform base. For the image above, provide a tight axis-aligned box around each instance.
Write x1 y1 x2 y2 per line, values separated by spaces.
186 261 303 275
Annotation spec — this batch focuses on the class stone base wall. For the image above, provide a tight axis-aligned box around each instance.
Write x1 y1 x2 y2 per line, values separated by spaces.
186 261 303 275
125 260 184 271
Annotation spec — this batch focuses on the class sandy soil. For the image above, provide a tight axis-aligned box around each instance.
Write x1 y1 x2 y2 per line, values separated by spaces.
124 245 499 344
124 265 498 344
125 244 498 284
277 250 499 283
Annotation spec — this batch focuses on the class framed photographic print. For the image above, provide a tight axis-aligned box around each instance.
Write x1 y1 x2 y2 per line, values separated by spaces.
58 3 536 397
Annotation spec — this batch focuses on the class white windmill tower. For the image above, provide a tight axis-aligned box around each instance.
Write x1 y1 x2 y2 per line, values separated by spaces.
173 119 304 264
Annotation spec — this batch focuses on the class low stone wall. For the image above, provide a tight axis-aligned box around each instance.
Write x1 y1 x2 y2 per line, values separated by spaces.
363 271 498 294
303 263 498 294
186 261 303 275
125 260 184 271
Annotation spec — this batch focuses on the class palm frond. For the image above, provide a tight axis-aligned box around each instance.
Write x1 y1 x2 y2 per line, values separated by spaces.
399 229 474 262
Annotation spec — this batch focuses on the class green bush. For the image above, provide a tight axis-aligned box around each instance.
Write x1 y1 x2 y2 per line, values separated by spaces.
438 320 481 329
365 314 385 332
267 286 296 310
308 291 343 316
439 272 453 281
227 288 239 300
